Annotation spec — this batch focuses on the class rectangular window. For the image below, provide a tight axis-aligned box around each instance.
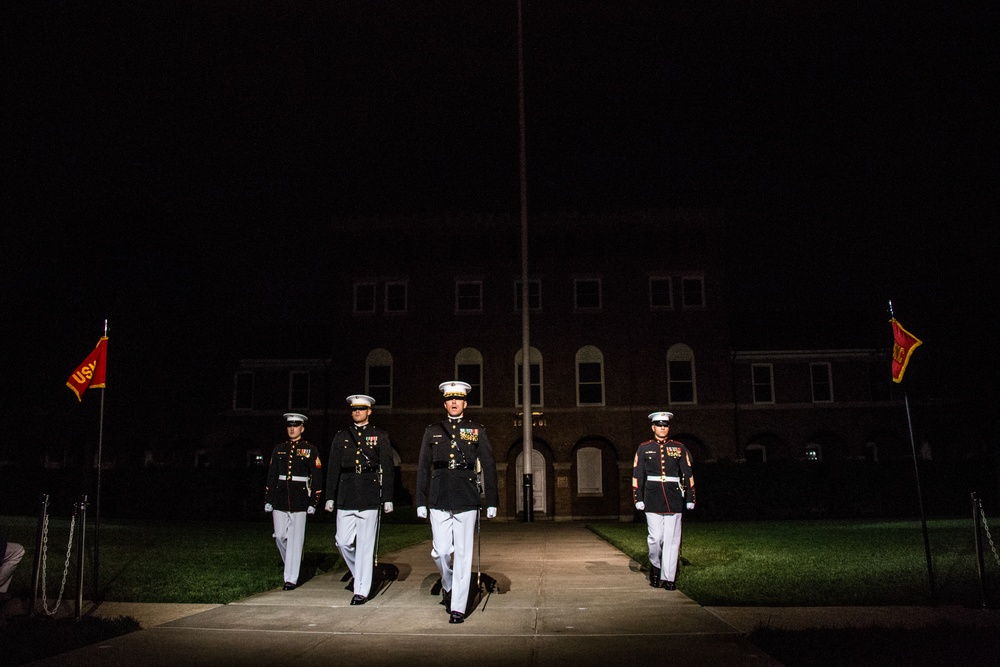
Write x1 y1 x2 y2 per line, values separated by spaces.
234 371 254 410
649 277 673 310
354 282 377 313
385 281 408 313
668 360 695 403
289 371 310 410
681 276 705 309
456 281 483 312
576 447 603 495
367 365 392 407
457 363 482 408
752 364 774 404
514 280 542 311
811 363 833 402
577 361 604 405
574 278 602 310
516 363 542 406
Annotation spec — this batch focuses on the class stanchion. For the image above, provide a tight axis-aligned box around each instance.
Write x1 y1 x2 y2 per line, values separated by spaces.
972 492 988 609
30 493 49 616
75 495 88 621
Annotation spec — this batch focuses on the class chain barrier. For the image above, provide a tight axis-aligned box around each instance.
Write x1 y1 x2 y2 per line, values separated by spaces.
37 503 78 616
978 498 1000 569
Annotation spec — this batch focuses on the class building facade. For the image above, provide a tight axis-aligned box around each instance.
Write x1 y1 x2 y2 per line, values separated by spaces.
201 210 918 521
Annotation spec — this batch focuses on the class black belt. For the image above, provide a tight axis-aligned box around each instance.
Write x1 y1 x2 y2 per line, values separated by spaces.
433 461 473 470
341 467 378 474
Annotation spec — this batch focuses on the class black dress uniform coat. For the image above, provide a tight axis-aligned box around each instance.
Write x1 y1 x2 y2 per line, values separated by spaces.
265 439 323 512
416 418 499 512
632 439 695 514
325 424 395 510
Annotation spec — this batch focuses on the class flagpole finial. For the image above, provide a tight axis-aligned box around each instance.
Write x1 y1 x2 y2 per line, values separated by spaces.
888 299 895 319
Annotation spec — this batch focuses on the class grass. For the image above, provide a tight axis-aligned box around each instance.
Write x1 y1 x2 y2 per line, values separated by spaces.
2 512 432 604
587 518 1000 606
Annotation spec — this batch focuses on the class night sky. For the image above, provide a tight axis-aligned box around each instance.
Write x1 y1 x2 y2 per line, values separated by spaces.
4 2 997 439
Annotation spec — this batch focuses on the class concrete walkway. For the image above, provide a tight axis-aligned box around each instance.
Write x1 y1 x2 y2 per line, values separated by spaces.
21 522 1000 666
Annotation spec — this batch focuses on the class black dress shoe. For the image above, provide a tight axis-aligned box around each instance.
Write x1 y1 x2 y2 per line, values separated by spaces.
662 581 676 590
350 594 367 605
649 566 661 588
283 582 297 590
449 611 465 624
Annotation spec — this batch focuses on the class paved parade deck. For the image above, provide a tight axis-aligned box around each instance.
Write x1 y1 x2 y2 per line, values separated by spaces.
20 523 1000 666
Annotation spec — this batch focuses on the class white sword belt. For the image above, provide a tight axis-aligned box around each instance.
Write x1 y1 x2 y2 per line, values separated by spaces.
283 476 310 482
648 476 681 483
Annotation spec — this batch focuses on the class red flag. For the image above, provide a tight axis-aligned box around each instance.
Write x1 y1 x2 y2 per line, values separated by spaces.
66 336 108 401
890 319 921 383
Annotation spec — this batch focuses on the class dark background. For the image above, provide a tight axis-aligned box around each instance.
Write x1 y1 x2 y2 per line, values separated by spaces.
3 2 997 452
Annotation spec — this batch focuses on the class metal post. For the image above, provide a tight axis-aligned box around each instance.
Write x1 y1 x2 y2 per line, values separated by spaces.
972 492 988 608
75 495 87 621
30 493 49 615
904 393 936 605
516 0 533 524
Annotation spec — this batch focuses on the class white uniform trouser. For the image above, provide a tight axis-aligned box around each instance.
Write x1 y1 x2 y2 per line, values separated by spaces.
1 542 25 593
272 510 308 585
429 508 477 614
336 508 379 597
646 512 683 582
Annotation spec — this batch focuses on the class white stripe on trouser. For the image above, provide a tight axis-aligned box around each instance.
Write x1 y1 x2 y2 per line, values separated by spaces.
1 542 25 593
336 508 379 597
272 510 308 585
429 508 478 614
645 512 683 582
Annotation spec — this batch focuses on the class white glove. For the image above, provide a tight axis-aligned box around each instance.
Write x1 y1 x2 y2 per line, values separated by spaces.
307 506 315 515
486 507 497 519
635 502 645 511
264 503 273 513
686 502 695 510
383 502 394 513
324 500 335 512
416 506 428 519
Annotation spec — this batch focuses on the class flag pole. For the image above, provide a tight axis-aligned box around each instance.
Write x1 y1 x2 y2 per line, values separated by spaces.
889 300 936 605
93 319 108 598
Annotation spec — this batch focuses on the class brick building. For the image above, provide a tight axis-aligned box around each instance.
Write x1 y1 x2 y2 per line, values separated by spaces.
201 209 918 521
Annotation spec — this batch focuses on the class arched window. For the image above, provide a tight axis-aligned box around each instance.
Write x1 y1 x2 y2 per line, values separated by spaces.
455 347 483 407
576 346 605 406
366 348 393 408
514 347 543 407
667 344 697 404
745 443 767 463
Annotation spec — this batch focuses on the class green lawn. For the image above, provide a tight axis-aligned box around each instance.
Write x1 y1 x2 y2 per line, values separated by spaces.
5 515 998 607
588 518 999 606
3 513 431 604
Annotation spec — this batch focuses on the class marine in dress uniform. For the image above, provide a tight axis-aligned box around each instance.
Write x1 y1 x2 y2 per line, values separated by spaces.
632 411 696 590
265 413 323 590
324 394 395 605
415 381 499 624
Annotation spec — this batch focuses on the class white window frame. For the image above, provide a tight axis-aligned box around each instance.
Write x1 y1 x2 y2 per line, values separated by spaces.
649 276 673 310
455 280 484 313
455 347 484 408
515 346 543 407
514 279 542 311
573 277 602 311
681 275 705 310
751 364 774 404
354 281 377 314
575 345 605 406
810 362 833 403
385 281 408 314
667 343 697 405
366 348 393 408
